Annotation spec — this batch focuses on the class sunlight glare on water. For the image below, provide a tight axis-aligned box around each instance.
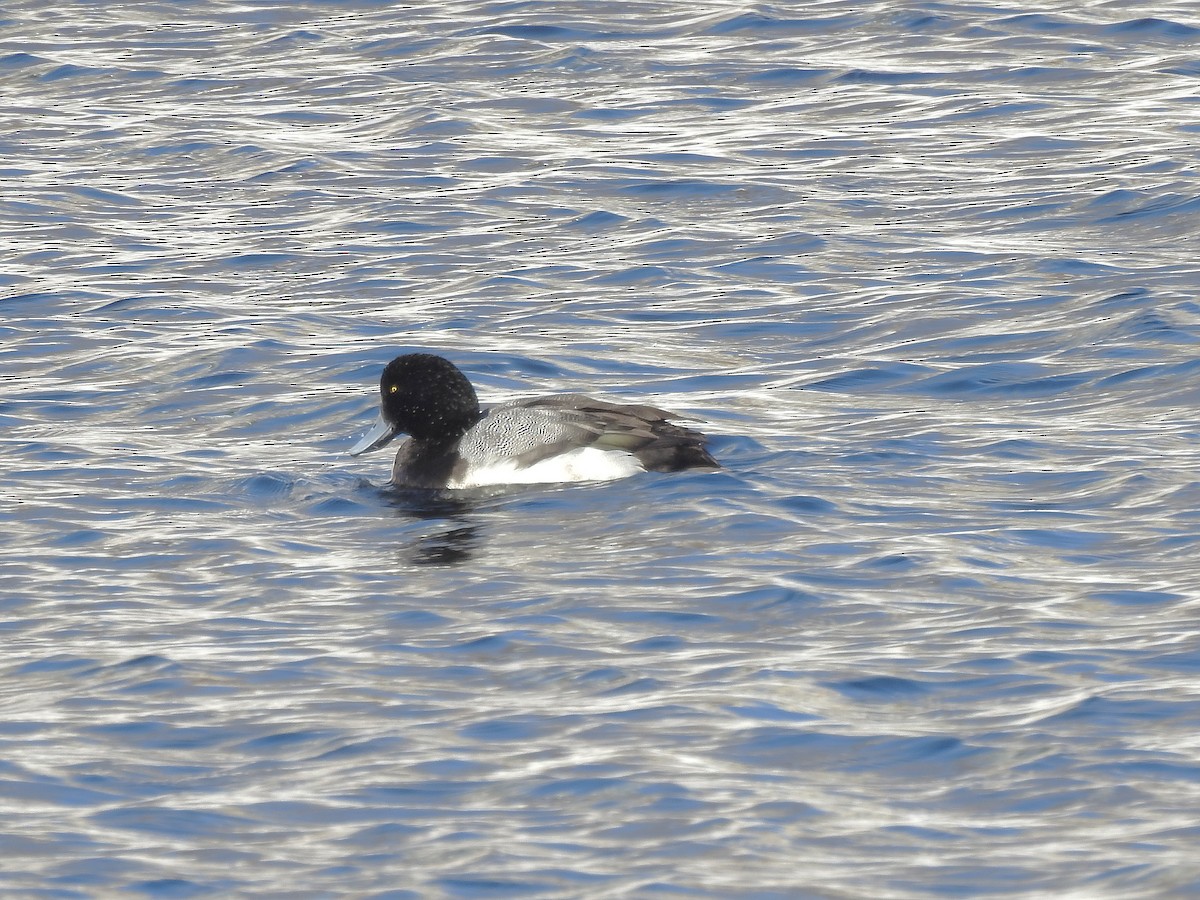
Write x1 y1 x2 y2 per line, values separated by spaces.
3 0 1200 897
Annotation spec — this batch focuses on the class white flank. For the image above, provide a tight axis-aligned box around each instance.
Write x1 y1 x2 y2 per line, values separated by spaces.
447 447 645 489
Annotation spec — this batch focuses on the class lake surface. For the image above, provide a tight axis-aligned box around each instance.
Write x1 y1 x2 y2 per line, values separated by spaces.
4 1 1200 896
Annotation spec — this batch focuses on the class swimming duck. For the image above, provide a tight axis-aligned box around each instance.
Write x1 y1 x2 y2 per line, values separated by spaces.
349 353 719 488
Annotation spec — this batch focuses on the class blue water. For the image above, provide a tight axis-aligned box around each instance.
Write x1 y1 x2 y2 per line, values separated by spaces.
4 1 1200 896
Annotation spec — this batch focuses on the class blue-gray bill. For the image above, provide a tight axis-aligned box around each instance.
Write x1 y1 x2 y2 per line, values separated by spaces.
349 412 398 456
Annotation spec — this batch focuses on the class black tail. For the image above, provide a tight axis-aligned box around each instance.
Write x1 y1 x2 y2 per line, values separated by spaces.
636 423 720 472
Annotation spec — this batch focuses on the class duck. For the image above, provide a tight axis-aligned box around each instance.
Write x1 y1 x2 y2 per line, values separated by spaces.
349 353 719 488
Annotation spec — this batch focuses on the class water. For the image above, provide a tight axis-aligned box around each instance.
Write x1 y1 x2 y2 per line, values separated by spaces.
4 1 1200 896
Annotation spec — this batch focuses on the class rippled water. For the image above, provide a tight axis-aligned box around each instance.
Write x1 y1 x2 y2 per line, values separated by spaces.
4 1 1200 896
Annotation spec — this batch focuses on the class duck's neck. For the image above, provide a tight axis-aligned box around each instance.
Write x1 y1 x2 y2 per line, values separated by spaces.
391 435 464 488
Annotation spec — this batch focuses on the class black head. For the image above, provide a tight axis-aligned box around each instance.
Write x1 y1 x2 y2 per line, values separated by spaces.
377 353 481 443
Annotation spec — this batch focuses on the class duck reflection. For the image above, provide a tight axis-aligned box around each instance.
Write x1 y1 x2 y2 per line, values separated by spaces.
380 487 482 567
411 525 479 566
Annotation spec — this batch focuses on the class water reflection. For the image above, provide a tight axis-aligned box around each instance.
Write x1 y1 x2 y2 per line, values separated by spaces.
411 525 479 566
380 488 482 567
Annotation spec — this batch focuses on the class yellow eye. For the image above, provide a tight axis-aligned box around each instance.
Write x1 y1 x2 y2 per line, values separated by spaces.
389 385 398 394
